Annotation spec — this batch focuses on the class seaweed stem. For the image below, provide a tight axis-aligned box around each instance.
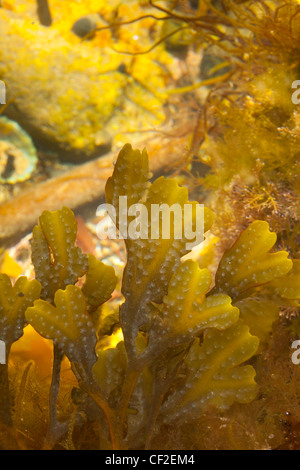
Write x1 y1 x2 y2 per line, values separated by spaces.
111 25 191 55
44 344 64 449
0 343 12 427
114 366 142 448
79 380 120 449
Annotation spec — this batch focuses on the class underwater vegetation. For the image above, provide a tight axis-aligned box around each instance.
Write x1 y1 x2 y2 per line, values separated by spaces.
159 0 300 249
0 0 299 451
0 130 190 242
0 144 299 450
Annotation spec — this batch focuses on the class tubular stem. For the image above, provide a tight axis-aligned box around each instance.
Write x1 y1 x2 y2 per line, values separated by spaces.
114 366 142 448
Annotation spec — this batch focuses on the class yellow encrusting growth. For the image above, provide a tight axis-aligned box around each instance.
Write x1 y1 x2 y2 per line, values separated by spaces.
0 1 171 159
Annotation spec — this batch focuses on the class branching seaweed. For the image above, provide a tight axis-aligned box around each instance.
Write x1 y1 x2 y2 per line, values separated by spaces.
0 143 298 449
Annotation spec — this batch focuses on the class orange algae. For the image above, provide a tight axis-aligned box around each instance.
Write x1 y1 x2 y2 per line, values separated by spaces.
10 325 75 383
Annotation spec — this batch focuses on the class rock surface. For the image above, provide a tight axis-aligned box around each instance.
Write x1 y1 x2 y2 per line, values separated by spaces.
0 8 168 162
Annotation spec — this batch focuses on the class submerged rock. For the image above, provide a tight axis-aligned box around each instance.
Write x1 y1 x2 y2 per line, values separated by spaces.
0 117 38 184
71 15 98 39
0 9 168 163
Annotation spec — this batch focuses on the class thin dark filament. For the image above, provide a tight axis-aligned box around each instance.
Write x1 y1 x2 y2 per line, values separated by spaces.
94 13 173 33
111 25 191 55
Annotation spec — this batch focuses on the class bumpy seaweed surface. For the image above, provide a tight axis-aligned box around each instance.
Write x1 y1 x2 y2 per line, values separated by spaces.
0 0 299 451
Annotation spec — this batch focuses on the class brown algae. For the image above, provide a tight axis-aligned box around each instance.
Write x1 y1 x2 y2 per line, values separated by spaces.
0 0 299 451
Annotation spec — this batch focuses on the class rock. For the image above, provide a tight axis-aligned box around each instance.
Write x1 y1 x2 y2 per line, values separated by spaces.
0 117 38 184
71 15 98 39
0 9 167 163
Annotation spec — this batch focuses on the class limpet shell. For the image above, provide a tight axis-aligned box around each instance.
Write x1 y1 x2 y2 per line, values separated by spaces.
0 117 38 184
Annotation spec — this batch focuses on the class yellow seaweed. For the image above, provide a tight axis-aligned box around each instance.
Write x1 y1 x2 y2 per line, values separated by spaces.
0 143 295 449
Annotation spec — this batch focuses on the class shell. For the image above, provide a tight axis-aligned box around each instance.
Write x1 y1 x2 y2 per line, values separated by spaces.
0 117 38 184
